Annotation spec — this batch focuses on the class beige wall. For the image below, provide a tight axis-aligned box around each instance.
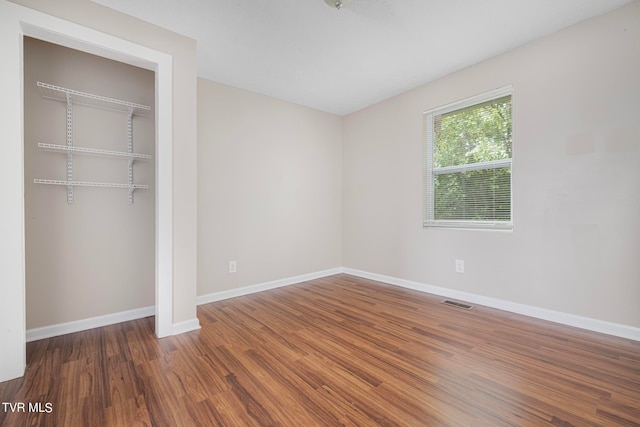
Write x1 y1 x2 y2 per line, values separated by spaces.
197 79 343 294
23 37 155 329
8 0 199 325
343 1 640 328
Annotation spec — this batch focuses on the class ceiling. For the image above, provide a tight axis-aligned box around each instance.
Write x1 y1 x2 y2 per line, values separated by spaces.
92 0 632 116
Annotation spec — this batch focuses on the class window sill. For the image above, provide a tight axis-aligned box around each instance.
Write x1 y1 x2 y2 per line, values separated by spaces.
423 221 513 231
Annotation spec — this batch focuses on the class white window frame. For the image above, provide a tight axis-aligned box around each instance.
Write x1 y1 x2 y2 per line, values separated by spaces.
424 86 513 230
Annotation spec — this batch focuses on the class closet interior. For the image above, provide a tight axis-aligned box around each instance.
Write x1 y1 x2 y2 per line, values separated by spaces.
23 37 156 334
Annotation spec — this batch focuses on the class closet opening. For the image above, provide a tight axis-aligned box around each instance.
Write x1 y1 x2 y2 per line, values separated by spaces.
23 37 157 340
1 7 175 381
17 19 174 346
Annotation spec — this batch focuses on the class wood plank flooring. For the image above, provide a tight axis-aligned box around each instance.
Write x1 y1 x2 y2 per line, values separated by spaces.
1 274 639 426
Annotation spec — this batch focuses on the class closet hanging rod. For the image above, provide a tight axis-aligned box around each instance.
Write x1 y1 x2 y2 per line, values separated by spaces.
38 143 152 160
34 179 149 190
37 82 151 116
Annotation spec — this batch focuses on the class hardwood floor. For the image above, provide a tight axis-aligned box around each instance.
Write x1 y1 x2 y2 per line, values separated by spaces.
1 274 639 426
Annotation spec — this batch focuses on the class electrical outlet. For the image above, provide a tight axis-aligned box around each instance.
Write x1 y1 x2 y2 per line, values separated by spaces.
229 260 237 273
455 259 464 273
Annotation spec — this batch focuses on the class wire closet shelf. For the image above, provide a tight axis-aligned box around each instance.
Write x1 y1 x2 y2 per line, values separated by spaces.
34 82 152 204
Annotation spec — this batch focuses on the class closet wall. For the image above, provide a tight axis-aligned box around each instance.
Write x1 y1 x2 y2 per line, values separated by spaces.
23 37 155 330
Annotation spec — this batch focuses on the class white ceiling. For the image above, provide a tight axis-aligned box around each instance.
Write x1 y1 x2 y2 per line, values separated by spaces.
93 0 632 115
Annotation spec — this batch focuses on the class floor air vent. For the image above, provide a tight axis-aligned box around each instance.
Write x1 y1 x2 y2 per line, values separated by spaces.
441 300 474 310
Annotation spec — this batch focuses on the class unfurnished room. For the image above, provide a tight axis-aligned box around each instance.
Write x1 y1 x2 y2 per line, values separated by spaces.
1 0 639 426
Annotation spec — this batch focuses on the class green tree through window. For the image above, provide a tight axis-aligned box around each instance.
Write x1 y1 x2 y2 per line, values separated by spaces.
425 89 512 228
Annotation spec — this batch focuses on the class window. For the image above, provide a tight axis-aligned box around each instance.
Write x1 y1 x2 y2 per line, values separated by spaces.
424 87 513 229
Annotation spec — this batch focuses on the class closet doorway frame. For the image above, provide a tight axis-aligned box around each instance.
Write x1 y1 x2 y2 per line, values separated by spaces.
1 3 174 381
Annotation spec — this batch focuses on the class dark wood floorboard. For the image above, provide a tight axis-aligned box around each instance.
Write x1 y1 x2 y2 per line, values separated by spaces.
1 274 639 426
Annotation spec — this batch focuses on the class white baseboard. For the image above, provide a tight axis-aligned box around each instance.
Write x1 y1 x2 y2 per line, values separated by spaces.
26 306 155 342
48 268 631 344
26 307 204 342
197 267 343 306
172 318 201 335
25 267 340 342
343 268 640 342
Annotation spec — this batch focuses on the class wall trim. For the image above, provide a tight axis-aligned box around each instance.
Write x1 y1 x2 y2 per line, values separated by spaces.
24 267 640 343
172 318 201 335
26 306 155 342
197 267 343 306
343 268 640 342
26 267 339 343
26 310 201 342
